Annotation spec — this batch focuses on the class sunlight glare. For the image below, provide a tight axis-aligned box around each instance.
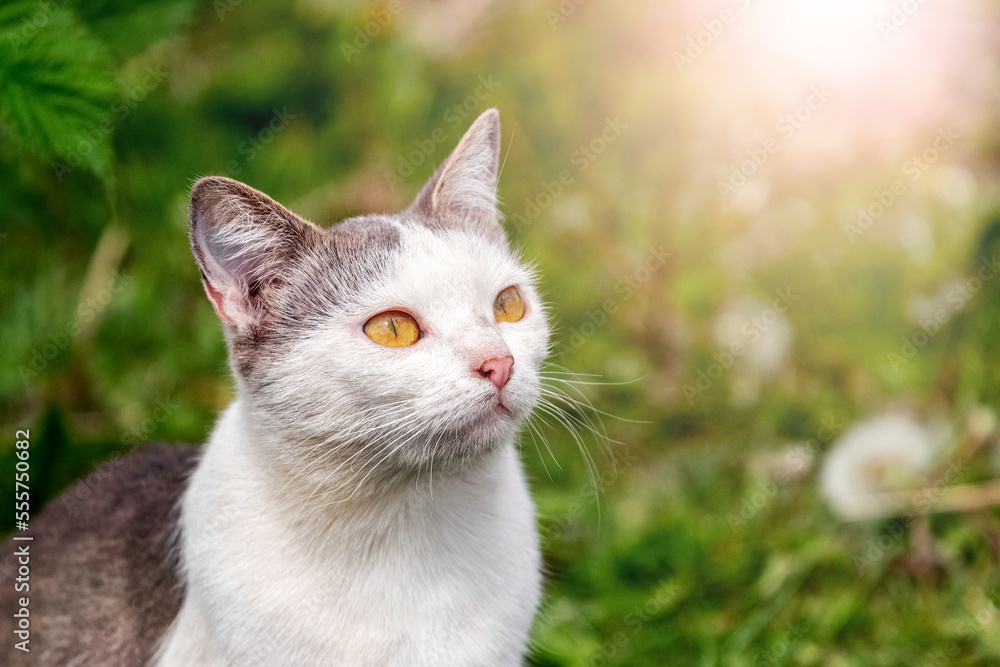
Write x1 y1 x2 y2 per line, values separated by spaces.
747 0 887 82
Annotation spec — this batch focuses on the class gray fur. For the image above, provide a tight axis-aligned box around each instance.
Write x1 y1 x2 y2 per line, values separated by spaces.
0 445 198 666
189 176 403 386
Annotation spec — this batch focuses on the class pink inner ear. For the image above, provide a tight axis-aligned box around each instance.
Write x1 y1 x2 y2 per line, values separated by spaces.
203 279 238 326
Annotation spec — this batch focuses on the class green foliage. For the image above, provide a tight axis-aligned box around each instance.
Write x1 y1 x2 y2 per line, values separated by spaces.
0 1 117 182
74 0 198 60
0 0 198 187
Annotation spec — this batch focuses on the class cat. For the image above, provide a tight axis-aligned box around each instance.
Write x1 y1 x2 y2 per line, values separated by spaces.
0 108 548 666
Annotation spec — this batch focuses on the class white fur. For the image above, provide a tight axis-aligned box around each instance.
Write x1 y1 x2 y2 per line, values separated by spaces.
154 223 546 665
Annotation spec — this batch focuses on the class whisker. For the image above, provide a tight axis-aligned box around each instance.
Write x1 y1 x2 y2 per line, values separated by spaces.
540 377 649 425
523 417 554 481
278 402 423 494
526 407 563 472
535 401 598 490
539 387 619 448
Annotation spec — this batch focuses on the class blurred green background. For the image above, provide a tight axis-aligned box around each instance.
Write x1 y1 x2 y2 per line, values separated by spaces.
4 0 1000 664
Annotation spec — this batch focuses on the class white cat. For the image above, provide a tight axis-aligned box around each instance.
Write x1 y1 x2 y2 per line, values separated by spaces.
154 108 547 665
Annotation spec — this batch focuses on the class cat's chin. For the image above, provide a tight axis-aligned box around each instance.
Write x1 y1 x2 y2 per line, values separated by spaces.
480 389 530 424
474 406 529 446
472 403 518 435
419 401 525 460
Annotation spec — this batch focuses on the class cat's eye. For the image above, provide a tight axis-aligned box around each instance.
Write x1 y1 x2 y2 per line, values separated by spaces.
494 286 525 323
364 311 420 348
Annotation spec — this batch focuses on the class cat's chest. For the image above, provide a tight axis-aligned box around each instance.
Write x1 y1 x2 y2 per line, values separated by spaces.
170 436 541 665
232 531 537 665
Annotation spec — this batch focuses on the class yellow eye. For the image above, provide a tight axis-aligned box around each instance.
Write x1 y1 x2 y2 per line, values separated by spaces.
494 286 525 323
364 310 420 348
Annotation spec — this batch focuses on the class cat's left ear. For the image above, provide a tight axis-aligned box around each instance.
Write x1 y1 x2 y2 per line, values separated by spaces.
407 108 503 239
188 176 323 331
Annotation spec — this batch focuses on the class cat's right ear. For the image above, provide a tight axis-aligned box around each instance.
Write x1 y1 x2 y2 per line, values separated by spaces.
188 176 322 331
407 108 504 240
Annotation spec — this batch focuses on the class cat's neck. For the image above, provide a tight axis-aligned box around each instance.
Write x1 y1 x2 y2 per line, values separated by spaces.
179 398 539 592
197 398 517 537
162 399 541 666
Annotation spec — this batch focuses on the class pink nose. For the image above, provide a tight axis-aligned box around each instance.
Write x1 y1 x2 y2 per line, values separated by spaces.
478 356 514 390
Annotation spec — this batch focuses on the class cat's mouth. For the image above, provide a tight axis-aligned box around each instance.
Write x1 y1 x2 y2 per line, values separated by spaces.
488 383 518 414
471 393 517 428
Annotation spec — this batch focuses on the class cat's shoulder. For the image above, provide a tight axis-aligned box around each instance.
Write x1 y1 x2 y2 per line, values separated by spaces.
0 443 199 666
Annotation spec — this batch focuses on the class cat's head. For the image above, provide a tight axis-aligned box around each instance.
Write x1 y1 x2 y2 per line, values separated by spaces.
189 109 549 481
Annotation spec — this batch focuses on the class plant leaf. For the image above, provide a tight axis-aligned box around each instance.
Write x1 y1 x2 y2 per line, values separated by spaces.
72 0 199 61
0 1 118 184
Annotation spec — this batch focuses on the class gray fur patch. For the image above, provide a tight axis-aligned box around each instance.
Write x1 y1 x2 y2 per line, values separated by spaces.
188 177 402 387
0 444 198 666
236 213 403 388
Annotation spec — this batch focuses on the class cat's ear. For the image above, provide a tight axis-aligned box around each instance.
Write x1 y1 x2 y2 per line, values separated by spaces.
188 176 322 330
408 108 503 237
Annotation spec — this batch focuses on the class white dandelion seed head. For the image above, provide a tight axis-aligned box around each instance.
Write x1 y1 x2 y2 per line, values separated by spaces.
820 414 949 520
712 296 793 406
712 296 793 378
